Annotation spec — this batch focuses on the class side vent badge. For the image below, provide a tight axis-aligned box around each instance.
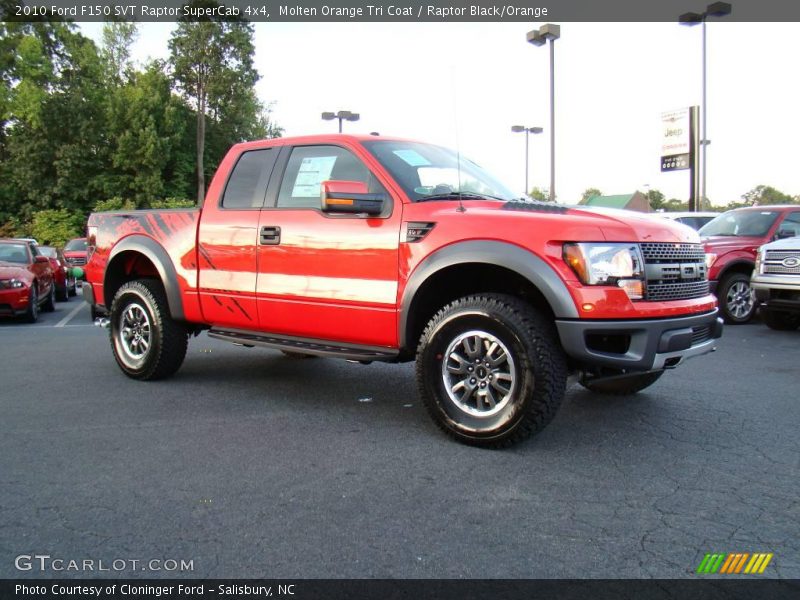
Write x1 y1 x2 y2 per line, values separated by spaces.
405 222 436 243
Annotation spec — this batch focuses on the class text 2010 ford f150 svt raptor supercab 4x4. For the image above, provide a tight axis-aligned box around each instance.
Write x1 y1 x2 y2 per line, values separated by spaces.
84 134 723 447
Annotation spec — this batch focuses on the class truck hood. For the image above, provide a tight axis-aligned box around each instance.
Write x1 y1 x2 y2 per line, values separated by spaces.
0 262 31 279
569 206 701 243
701 235 763 252
760 236 800 251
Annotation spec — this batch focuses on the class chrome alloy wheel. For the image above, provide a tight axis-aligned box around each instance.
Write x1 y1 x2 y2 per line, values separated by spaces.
726 280 754 319
441 330 518 418
118 302 151 362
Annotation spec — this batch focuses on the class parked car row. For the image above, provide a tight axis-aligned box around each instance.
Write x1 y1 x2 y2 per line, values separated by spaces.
0 237 85 323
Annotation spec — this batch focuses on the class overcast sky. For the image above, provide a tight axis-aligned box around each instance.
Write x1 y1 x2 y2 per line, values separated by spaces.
80 21 800 205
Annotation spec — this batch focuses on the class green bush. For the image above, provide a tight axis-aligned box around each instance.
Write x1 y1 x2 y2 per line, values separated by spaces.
148 198 196 209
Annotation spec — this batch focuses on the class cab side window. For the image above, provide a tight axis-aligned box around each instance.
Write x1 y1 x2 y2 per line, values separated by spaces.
778 212 800 237
276 145 385 209
221 149 275 209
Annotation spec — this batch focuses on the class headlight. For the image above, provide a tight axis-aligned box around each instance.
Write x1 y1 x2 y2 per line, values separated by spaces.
705 253 717 269
563 243 645 300
0 279 26 289
754 248 763 274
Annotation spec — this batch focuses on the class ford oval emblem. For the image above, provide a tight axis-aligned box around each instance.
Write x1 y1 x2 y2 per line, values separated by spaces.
782 256 800 268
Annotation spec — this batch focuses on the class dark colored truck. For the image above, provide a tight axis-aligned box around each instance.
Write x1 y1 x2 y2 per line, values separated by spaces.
84 134 722 447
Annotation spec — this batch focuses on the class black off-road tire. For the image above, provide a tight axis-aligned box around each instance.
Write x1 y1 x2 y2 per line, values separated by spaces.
109 279 188 380
763 309 800 331
24 285 39 323
43 284 56 312
718 272 756 324
415 294 568 448
57 283 69 302
580 371 664 395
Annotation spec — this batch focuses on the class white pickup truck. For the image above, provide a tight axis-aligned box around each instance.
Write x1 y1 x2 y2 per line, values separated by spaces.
752 236 800 330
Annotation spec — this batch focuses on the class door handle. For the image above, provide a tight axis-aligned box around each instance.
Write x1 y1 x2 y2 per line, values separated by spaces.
260 226 281 245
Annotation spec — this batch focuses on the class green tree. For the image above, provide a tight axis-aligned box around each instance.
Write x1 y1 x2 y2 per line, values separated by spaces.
645 189 666 211
168 1 259 203
741 185 797 207
103 61 194 205
529 186 551 202
580 187 601 203
101 21 138 84
30 208 84 246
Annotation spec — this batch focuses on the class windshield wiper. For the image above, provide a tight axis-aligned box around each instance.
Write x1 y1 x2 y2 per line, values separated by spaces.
417 192 503 202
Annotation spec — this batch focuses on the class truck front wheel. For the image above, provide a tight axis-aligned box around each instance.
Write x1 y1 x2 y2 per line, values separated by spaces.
109 279 188 380
416 294 567 448
718 272 756 324
762 309 800 331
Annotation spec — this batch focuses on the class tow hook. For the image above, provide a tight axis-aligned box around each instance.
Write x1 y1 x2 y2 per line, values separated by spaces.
94 317 110 328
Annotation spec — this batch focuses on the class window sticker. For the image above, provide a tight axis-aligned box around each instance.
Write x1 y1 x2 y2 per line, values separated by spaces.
291 156 338 197
393 149 431 167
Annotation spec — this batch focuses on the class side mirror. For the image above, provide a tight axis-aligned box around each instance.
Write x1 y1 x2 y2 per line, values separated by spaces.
775 228 797 240
321 180 386 216
34 255 49 263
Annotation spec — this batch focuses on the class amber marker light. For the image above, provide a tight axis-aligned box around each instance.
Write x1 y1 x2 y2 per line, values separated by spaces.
582 303 595 312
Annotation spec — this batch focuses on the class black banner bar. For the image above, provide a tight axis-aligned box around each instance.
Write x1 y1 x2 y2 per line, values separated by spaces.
2 0 800 22
3 579 800 600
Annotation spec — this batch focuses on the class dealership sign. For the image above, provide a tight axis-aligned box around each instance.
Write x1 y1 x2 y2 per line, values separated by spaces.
660 108 691 172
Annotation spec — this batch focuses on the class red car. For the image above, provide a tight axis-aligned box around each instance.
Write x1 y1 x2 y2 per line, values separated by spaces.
0 239 56 322
38 245 78 301
63 237 89 277
700 205 800 323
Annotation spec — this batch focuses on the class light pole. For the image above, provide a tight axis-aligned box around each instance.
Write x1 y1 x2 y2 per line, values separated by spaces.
527 23 560 202
679 2 732 211
511 125 543 195
321 110 360 133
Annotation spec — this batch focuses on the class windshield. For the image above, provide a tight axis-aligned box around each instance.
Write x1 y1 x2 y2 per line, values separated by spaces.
362 140 516 202
0 242 29 263
65 239 87 251
699 210 780 237
38 246 57 258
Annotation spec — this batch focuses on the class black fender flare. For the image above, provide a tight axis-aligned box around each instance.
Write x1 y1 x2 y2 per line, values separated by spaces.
399 240 578 347
716 259 755 282
105 235 185 320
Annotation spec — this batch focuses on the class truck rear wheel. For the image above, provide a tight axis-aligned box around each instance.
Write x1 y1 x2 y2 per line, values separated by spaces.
762 309 800 331
415 294 567 448
580 371 663 395
109 279 188 380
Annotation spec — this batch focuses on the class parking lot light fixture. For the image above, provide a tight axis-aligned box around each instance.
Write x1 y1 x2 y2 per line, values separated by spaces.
527 23 560 202
511 125 544 195
321 110 361 133
679 2 732 210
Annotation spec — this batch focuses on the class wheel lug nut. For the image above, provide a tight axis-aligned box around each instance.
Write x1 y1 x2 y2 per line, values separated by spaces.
470 378 476 384
480 382 486 388
467 367 473 372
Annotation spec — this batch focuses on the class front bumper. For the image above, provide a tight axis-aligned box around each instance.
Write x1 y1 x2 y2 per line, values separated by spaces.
82 281 95 306
556 309 723 371
752 274 800 310
0 287 31 317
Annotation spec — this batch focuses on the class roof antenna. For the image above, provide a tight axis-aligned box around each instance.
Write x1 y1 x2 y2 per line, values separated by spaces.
450 65 466 213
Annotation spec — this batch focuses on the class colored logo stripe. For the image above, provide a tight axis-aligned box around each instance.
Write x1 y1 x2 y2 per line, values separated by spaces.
697 553 773 574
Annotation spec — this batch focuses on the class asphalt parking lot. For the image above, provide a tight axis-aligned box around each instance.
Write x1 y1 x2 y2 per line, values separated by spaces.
0 298 797 579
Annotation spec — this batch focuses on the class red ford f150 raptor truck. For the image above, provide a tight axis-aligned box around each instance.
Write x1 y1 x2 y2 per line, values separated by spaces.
84 134 723 447
699 205 800 323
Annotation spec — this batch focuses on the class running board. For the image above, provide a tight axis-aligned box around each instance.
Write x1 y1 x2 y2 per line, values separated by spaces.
207 329 399 362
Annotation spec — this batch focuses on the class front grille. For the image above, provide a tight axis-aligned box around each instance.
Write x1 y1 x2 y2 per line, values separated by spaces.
641 242 706 263
763 250 800 275
646 280 710 302
640 242 708 302
66 257 86 266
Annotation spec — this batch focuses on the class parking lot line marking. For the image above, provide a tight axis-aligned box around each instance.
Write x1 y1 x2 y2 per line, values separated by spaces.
55 302 86 328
